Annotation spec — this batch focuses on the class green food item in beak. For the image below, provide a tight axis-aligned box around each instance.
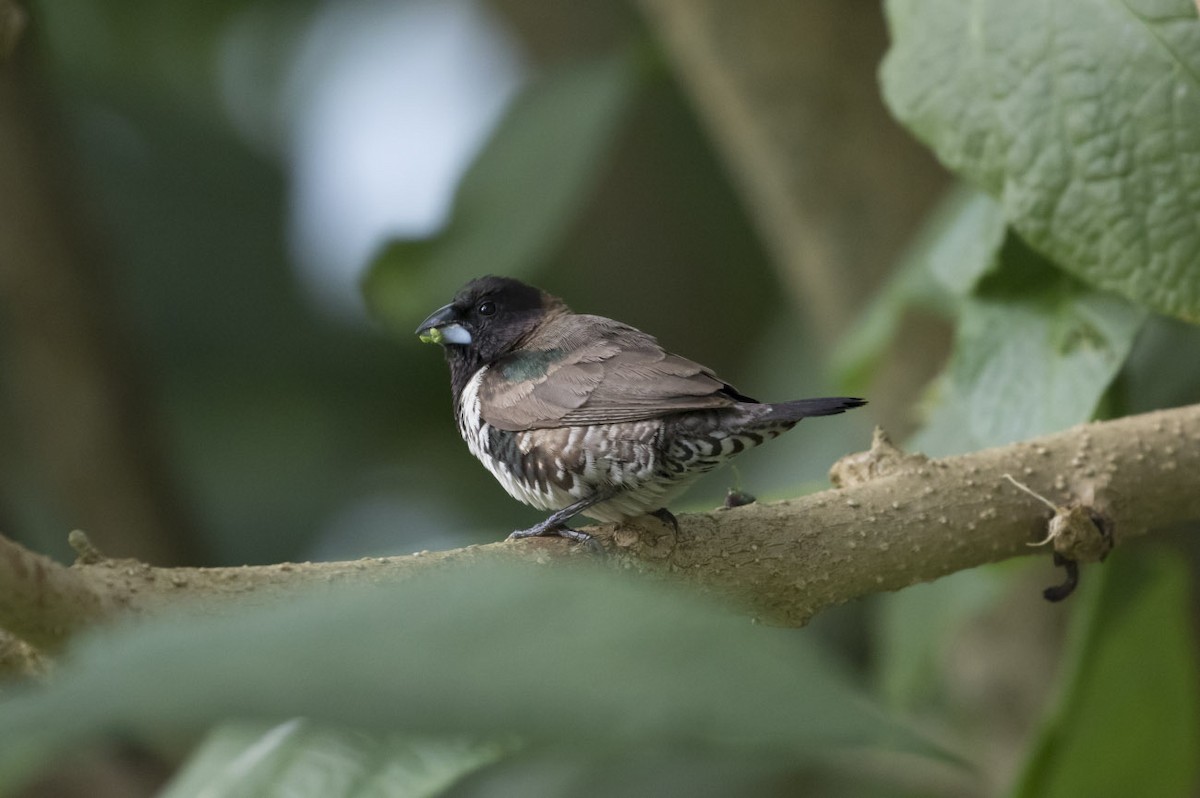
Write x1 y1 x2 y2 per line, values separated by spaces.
415 303 473 345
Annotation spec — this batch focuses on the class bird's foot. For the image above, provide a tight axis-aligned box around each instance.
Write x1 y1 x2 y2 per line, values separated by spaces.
648 508 680 533
505 490 617 549
508 522 599 550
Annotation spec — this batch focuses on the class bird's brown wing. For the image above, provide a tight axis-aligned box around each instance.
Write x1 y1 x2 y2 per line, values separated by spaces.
479 315 744 431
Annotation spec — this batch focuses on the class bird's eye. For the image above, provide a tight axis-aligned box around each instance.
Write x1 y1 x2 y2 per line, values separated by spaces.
477 300 496 317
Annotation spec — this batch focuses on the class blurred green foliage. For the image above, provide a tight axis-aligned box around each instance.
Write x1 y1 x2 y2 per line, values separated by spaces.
365 47 643 331
6 1 783 566
163 723 509 798
0 565 937 794
1 0 1199 796
912 235 1146 456
1012 551 1199 798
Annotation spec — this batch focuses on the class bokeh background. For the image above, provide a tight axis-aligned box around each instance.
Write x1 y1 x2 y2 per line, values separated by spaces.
1 0 933 569
2 1 1199 797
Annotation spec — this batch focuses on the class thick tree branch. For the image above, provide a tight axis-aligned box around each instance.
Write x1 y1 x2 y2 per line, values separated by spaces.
1 404 1197 655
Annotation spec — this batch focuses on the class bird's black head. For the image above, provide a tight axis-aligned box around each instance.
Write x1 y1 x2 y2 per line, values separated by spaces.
416 276 566 390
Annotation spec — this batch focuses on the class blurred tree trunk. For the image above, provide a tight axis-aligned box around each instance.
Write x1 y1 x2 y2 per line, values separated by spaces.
637 0 948 342
0 1 24 61
0 44 201 565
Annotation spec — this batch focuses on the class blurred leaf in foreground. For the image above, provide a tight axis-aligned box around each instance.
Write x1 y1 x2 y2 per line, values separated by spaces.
0 563 942 792
161 720 507 798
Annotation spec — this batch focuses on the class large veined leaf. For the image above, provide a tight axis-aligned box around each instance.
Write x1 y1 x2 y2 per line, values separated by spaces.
0 564 939 792
883 0 1200 322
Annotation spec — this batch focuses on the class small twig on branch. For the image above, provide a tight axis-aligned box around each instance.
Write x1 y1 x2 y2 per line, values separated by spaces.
0 404 1198 654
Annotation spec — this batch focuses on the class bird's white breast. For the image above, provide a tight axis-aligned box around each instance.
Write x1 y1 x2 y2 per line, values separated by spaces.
456 366 577 511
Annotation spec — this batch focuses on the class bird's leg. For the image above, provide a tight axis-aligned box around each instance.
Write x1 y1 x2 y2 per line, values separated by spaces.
508 489 618 544
648 507 679 533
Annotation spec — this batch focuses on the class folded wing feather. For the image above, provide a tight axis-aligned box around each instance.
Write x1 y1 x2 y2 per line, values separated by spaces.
480 315 747 431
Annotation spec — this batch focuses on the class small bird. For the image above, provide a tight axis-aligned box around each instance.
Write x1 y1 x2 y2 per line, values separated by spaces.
416 276 865 543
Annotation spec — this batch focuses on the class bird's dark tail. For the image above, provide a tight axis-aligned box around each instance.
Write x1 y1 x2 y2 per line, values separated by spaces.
761 397 866 423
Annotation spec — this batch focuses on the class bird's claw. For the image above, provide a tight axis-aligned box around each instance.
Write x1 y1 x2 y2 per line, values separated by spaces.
508 524 600 550
648 508 680 533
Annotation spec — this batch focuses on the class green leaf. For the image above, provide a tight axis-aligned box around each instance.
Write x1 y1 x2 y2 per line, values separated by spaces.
161 721 507 798
833 183 1005 390
1010 550 1200 798
910 235 1146 455
1120 313 1200 412
0 564 940 791
363 47 643 331
875 566 1009 711
882 0 1200 322
921 186 1008 298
